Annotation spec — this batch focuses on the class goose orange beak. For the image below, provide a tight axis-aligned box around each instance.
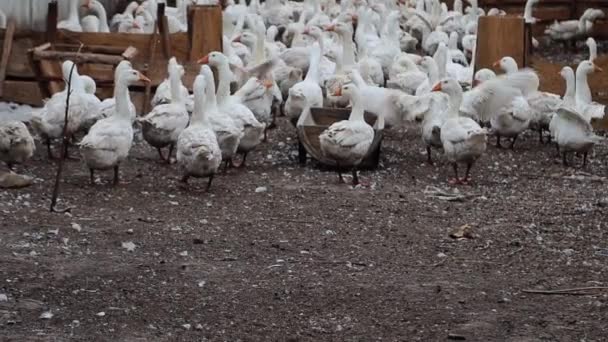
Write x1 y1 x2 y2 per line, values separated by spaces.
472 79 480 87
232 35 241 43
139 73 151 84
431 83 442 92
262 79 274 89
82 0 92 8
197 54 210 64
594 64 604 72
324 24 336 32
132 21 141 29
492 60 501 68
332 86 342 96
303 27 310 35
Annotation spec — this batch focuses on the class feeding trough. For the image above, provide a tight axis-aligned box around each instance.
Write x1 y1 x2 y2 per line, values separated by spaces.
296 107 384 170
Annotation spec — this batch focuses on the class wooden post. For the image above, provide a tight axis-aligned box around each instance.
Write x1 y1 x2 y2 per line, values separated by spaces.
188 5 223 62
0 20 16 98
47 1 58 43
157 3 172 59
474 16 526 75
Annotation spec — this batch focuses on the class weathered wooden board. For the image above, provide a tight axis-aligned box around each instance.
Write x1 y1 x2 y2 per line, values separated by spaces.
475 16 527 75
188 5 223 62
1 80 44 106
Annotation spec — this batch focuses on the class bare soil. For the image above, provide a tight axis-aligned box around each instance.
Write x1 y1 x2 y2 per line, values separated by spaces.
1 117 608 341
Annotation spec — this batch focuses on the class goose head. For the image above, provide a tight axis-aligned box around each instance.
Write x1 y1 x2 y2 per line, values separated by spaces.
493 56 518 73
431 78 461 96
61 60 80 83
559 66 574 81
117 67 150 85
233 31 257 50
332 83 359 98
472 68 496 87
197 51 229 68
80 75 97 94
324 22 353 38
577 60 603 75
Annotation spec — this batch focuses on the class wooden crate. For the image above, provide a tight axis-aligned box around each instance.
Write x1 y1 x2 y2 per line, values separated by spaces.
0 2 222 114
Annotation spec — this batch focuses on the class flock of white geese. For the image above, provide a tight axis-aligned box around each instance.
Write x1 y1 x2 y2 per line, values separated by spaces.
0 0 606 188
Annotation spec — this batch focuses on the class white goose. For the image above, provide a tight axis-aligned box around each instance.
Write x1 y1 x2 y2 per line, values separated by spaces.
111 1 140 31
494 56 562 142
199 51 265 167
320 83 374 186
549 66 575 143
285 43 324 125
31 61 98 158
98 61 138 124
545 8 605 43
58 0 84 32
151 57 191 112
80 67 150 185
198 65 243 171
550 107 603 167
82 0 110 33
0 121 35 172
176 73 222 190
574 60 606 123
387 54 427 95
432 78 487 185
139 60 190 163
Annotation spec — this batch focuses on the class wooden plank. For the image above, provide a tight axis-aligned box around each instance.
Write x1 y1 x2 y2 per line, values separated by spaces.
32 50 126 65
475 16 526 76
0 80 44 106
157 3 173 59
188 5 223 62
46 1 58 43
0 20 16 98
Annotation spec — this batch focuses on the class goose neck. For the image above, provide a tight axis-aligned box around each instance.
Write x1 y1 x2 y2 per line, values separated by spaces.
93 2 110 32
68 0 80 22
447 90 463 117
169 68 183 103
216 63 232 104
341 32 356 67
563 73 575 101
348 90 365 122
575 68 591 103
114 78 132 121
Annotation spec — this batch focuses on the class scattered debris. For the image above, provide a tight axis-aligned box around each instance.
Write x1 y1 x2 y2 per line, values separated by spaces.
424 186 477 202
449 224 475 239
96 311 106 317
71 223 82 232
39 311 53 319
121 242 136 252
0 171 33 188
255 186 268 193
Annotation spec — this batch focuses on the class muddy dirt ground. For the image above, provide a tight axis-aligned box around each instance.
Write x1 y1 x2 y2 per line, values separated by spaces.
1 117 608 341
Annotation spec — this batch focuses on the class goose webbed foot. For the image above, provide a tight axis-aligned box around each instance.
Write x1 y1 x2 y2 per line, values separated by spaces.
448 163 462 184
